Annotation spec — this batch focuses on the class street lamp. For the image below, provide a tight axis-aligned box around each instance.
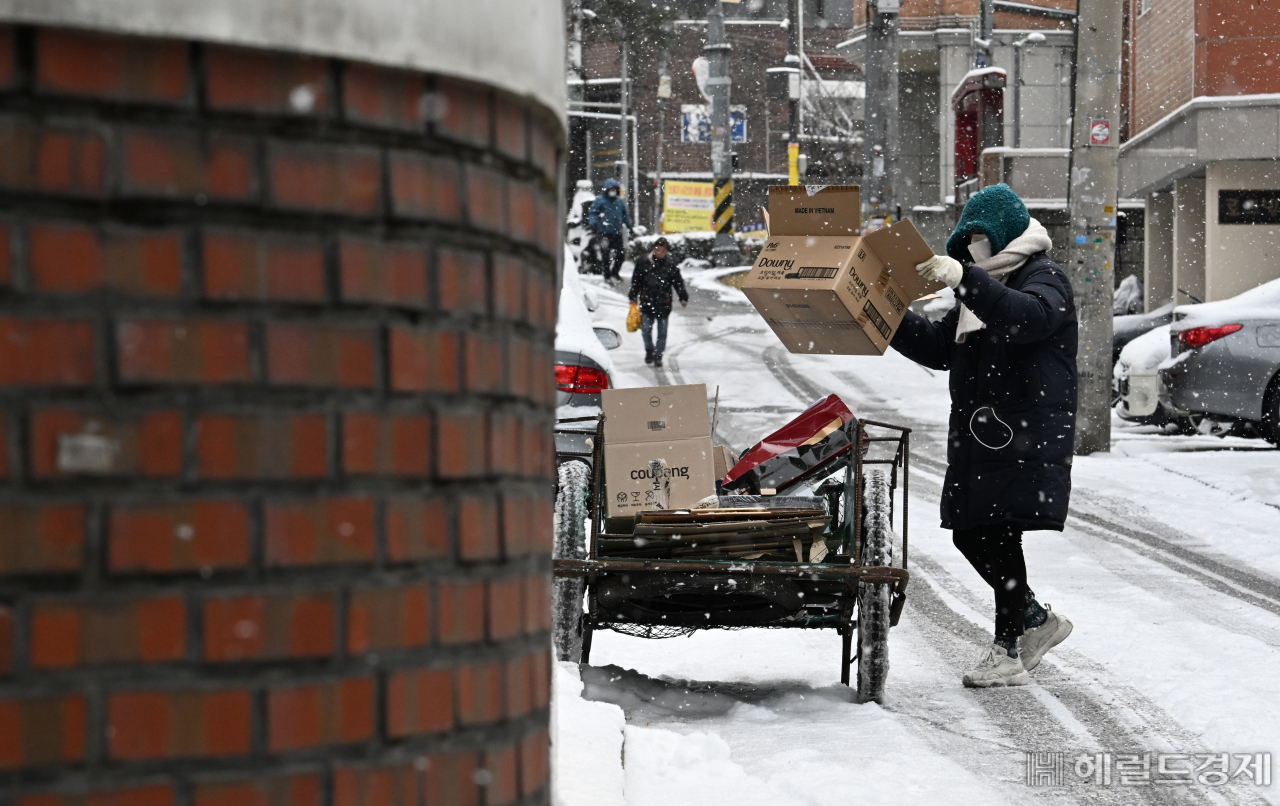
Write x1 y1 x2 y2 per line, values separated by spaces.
1012 31 1045 149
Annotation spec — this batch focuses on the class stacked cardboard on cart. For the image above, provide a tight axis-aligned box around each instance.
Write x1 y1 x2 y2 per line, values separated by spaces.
596 503 833 563
600 384 716 518
599 383 835 563
740 185 945 355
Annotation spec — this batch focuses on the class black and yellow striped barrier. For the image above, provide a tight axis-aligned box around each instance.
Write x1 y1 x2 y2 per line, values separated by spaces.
714 178 734 235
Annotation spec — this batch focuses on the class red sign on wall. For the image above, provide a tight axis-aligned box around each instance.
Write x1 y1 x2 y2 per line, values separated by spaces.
1089 118 1112 146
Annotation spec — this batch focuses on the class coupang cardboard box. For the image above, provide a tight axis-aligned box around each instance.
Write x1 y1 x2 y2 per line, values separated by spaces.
601 384 716 518
741 185 945 355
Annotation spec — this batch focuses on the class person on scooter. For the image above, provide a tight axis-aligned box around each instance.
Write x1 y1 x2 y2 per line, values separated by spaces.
587 178 631 281
628 238 687 368
889 184 1076 688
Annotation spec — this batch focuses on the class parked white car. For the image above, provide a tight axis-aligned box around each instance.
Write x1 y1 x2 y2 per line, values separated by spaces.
555 251 620 409
1114 324 1174 425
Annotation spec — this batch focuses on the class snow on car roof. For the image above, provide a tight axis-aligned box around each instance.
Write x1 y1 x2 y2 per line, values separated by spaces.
1117 323 1172 373
556 246 617 376
1173 278 1280 329
1114 301 1173 337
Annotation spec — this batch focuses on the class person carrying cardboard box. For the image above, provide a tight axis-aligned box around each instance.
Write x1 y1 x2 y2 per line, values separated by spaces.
739 185 944 356
891 183 1077 689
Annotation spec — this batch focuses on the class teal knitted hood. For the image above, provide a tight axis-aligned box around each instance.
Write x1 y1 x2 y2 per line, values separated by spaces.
946 184 1031 263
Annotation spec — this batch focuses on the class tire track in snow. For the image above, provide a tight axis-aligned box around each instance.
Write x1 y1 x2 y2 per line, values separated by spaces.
910 447 1280 620
767 341 1280 625
654 325 759 388
753 345 1269 806
659 324 787 447
642 302 1269 805
1128 450 1280 514
722 323 1280 627
868 456 1251 806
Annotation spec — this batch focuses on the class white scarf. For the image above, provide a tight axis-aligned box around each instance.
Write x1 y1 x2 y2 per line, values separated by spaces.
955 217 1053 342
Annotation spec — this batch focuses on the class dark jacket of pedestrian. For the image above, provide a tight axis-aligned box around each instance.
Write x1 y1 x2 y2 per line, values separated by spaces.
588 178 631 234
628 253 688 316
891 254 1078 532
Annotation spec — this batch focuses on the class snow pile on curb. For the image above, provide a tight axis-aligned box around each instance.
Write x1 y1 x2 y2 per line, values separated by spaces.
553 662 625 806
686 265 753 303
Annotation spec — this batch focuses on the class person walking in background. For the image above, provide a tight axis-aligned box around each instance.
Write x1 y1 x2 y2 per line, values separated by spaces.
628 237 687 368
588 178 631 281
889 184 1076 688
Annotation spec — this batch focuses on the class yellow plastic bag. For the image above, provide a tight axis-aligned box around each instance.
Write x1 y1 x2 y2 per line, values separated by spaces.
626 301 641 333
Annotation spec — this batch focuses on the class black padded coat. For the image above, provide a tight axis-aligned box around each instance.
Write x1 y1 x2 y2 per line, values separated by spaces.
628 254 688 316
890 253 1078 531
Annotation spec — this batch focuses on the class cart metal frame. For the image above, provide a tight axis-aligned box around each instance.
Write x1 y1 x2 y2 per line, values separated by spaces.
552 413 911 687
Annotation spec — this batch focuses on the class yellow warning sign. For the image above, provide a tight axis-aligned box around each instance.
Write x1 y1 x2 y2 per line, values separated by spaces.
662 180 715 234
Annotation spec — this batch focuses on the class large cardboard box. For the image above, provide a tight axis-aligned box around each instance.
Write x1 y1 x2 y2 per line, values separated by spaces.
601 384 716 517
741 185 944 355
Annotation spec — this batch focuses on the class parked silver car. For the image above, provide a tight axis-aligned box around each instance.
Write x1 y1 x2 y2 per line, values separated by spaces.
1158 279 1280 443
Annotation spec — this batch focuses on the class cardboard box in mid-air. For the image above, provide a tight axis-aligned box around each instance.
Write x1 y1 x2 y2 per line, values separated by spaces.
601 384 716 518
741 185 945 355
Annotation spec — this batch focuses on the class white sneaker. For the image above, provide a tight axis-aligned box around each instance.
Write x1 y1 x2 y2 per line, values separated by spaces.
962 643 1029 688
1018 605 1073 672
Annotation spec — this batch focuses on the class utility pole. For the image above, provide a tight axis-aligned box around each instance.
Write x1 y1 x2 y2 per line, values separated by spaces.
1066 0 1123 454
568 0 586 185
618 30 632 224
979 0 994 64
786 0 801 184
707 2 737 265
654 51 671 234
863 0 900 223
567 0 584 92
1011 32 1046 148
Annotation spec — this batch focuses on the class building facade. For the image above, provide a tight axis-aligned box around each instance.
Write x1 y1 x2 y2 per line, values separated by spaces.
572 0 1079 247
573 0 866 232
840 6 1076 208
1120 0 1280 310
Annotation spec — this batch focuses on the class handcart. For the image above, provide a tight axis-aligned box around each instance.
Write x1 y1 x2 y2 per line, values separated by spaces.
551 413 911 703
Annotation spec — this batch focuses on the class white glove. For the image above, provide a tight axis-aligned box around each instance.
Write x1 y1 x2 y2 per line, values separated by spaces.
915 254 964 289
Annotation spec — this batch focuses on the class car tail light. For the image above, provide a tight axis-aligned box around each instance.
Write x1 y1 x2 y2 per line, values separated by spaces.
555 364 610 394
1177 324 1242 348
554 364 578 392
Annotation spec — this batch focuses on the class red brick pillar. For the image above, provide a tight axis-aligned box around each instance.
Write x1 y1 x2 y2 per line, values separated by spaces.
0 24 560 806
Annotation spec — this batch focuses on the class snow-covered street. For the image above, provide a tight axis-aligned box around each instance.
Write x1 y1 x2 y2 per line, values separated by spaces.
553 264 1280 806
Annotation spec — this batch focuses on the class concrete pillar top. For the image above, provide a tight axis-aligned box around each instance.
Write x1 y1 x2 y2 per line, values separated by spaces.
0 0 566 122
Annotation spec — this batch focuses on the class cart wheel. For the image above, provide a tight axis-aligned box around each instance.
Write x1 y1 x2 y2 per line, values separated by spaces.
856 468 893 703
553 460 591 662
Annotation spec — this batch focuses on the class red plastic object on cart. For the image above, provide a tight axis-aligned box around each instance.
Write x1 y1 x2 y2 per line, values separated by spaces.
722 394 857 494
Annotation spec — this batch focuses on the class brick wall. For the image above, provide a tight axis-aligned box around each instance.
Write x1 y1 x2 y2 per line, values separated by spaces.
1130 0 1196 134
1193 0 1280 97
0 23 559 806
1129 0 1280 137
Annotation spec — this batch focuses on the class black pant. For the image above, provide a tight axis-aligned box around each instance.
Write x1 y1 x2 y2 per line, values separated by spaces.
603 232 625 279
953 523 1030 641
